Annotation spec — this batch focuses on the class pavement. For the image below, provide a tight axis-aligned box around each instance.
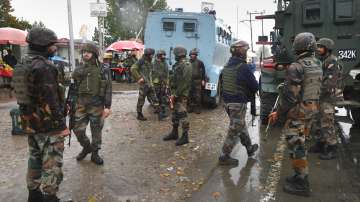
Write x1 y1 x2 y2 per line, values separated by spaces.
0 84 360 202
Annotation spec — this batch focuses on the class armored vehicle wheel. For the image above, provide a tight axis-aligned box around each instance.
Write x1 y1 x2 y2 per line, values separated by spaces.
260 92 278 125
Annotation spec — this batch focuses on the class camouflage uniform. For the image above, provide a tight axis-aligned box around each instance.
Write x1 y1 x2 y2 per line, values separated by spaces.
163 46 192 146
312 38 342 159
276 32 322 196
13 27 69 201
152 52 169 119
72 43 112 165
219 41 259 165
131 56 159 116
189 56 205 113
123 55 138 83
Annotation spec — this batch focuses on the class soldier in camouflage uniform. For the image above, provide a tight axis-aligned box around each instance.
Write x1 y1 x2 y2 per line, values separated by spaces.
131 48 159 121
13 27 71 202
72 43 112 166
123 51 138 83
188 48 206 114
163 46 192 146
309 38 341 160
269 32 323 196
152 49 169 120
218 40 259 166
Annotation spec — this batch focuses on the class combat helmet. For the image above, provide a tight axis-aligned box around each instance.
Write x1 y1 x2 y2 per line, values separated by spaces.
189 48 199 56
82 43 100 56
173 46 187 57
230 40 249 54
26 27 58 47
144 48 155 55
156 49 166 56
293 32 317 53
317 38 335 50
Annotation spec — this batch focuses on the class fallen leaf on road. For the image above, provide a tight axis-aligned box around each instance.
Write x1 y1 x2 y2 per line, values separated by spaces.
88 196 97 202
176 171 185 176
212 191 221 199
160 173 171 177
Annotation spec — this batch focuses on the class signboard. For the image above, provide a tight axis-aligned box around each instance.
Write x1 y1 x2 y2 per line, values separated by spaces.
90 2 107 17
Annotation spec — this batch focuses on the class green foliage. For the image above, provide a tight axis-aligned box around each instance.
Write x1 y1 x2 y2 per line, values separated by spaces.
0 0 32 30
99 0 168 46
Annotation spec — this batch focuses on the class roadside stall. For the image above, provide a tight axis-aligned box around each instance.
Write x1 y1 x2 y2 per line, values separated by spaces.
106 40 144 82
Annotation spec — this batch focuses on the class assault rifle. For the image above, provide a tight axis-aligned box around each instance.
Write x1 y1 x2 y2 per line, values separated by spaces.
65 80 78 146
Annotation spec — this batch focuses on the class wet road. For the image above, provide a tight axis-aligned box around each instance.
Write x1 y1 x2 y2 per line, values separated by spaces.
0 88 360 201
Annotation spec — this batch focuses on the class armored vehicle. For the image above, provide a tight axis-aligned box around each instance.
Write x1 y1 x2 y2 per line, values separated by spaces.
259 0 360 125
144 8 233 107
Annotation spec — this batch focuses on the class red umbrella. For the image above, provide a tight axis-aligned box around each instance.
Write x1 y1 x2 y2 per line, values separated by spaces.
0 27 28 45
106 40 144 52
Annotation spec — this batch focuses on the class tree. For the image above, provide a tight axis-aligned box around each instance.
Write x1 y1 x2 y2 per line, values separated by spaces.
0 0 32 30
100 0 168 46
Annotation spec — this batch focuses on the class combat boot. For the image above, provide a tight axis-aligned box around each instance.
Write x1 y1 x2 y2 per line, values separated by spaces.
283 175 310 197
91 150 104 165
319 145 337 160
246 144 259 157
137 112 147 121
43 194 73 202
176 131 189 146
76 146 93 161
163 127 179 141
218 154 239 166
308 142 324 153
28 189 43 202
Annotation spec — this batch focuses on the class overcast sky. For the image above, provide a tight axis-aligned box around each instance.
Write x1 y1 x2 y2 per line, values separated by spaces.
11 0 276 51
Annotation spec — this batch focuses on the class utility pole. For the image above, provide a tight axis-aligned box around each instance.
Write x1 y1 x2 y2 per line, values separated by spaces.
246 10 264 53
97 0 104 51
67 0 76 72
236 6 239 39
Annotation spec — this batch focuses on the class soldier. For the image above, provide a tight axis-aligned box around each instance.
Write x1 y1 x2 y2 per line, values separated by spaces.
13 27 70 202
309 38 341 160
131 48 159 121
72 42 112 165
163 46 192 146
218 40 259 166
152 49 170 120
269 32 322 196
188 48 206 114
123 50 138 83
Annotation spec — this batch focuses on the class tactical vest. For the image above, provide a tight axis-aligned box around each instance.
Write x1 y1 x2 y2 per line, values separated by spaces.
77 63 105 96
298 56 322 101
222 63 250 98
12 56 49 105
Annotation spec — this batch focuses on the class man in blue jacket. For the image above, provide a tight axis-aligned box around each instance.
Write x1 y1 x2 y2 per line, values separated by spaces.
219 40 259 165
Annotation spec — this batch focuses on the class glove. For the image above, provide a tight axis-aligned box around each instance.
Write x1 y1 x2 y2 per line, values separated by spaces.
268 111 278 124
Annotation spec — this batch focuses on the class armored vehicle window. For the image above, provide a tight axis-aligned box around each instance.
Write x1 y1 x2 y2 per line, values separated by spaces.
163 22 175 31
302 2 322 25
183 22 196 32
335 0 355 22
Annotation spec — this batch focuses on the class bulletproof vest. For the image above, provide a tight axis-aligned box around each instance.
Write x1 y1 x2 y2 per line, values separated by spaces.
222 62 250 98
191 59 201 80
152 60 168 84
77 63 103 96
298 56 322 101
12 56 48 105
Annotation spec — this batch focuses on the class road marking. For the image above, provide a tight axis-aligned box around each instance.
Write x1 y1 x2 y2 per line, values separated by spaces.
260 131 287 202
